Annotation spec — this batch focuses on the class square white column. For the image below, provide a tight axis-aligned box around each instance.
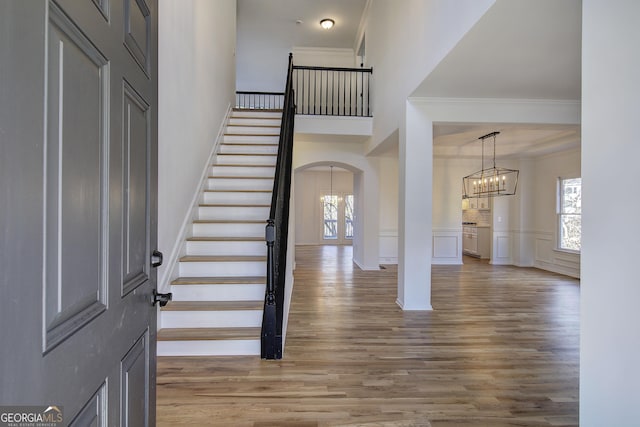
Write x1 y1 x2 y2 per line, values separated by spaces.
397 101 433 310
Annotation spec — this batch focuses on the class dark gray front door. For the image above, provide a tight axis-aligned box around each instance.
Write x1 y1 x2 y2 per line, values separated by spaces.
0 0 158 425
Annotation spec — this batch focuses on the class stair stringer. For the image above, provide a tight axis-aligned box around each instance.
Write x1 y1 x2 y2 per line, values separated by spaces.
157 108 283 357
157 104 233 295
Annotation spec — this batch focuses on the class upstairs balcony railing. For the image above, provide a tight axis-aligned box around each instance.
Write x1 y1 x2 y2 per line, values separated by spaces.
292 65 372 117
235 91 284 110
236 64 373 117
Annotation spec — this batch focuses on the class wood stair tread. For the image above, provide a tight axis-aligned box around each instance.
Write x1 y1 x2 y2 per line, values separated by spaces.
224 133 279 137
212 164 275 167
187 236 264 242
172 276 266 285
232 108 282 112
158 327 262 341
199 204 269 209
208 176 273 180
180 255 267 262
193 219 265 224
227 124 280 128
161 301 264 311
230 116 282 119
217 153 277 156
204 189 271 193
221 142 278 146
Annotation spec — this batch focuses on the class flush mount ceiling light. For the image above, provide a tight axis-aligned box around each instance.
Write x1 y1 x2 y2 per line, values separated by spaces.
462 131 519 198
320 18 335 30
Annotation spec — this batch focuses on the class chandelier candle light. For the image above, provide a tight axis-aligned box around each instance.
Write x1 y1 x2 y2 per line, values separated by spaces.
462 131 519 198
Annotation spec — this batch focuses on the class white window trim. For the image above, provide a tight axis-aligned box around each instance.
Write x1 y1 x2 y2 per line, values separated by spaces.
556 176 582 253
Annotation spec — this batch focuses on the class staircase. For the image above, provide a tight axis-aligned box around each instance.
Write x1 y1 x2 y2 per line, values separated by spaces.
157 109 282 356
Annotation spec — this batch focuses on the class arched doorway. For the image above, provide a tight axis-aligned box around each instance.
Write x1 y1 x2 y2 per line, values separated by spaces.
295 164 355 246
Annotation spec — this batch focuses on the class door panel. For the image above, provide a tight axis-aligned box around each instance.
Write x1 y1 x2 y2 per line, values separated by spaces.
120 331 149 427
0 0 158 424
124 0 151 73
44 2 110 352
68 382 107 427
122 81 151 296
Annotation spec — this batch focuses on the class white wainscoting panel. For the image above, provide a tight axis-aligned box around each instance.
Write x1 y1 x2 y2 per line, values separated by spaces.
535 233 554 263
534 231 580 278
491 231 511 265
379 230 398 264
432 229 462 265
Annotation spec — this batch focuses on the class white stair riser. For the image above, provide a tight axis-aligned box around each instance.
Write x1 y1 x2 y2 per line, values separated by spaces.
185 240 267 256
210 166 275 178
207 178 273 191
232 111 282 119
170 283 266 302
192 222 264 238
179 260 266 277
223 135 279 144
229 118 281 126
219 144 278 155
216 155 277 166
198 206 269 221
157 339 260 357
226 126 279 135
161 310 263 328
203 191 271 205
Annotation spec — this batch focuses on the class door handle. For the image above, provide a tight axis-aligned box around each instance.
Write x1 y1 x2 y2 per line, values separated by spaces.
151 250 163 268
152 289 172 307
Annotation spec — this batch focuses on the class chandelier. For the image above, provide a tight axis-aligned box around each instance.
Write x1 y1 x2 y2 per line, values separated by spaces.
320 165 334 203
462 131 519 198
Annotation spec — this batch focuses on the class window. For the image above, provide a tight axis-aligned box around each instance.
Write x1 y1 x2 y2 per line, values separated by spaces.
345 195 354 239
322 195 338 240
321 194 354 242
558 177 581 251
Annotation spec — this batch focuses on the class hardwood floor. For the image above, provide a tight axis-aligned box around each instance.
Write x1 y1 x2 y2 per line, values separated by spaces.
157 246 579 426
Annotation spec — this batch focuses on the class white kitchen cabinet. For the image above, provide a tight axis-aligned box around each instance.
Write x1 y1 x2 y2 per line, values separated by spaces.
477 197 490 210
463 226 478 255
464 197 490 210
463 225 491 259
476 227 491 258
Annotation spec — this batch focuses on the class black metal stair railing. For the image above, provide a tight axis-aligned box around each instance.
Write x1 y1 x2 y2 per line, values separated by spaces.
237 66 372 117
235 91 284 110
292 65 373 117
261 53 295 359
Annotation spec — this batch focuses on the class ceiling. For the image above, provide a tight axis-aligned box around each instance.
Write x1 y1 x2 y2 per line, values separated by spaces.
237 0 582 159
418 0 582 158
414 0 582 100
433 123 580 159
237 0 366 50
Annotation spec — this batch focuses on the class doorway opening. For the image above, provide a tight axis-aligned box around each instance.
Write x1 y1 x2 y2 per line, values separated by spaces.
295 165 354 246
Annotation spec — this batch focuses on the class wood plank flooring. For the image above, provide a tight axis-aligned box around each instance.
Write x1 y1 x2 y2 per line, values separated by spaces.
157 246 579 426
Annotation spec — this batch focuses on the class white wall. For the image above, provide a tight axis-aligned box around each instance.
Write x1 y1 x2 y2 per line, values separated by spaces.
235 1 287 91
430 150 581 273
292 47 356 67
294 169 354 245
509 157 535 267
379 156 399 263
581 1 640 425
530 149 580 277
363 0 495 154
293 138 379 270
432 157 477 265
158 0 236 290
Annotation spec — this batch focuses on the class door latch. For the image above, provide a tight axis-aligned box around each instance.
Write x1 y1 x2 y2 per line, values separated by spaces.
151 250 163 268
152 289 172 307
